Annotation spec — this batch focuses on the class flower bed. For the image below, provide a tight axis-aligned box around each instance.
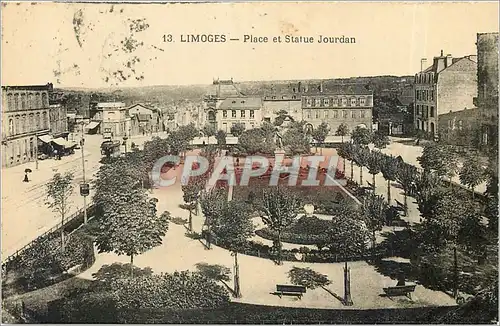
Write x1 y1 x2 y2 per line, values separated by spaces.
255 215 334 245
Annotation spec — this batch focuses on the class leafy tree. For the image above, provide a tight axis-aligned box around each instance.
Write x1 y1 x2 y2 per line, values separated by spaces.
283 128 310 155
91 263 154 291
335 123 350 143
258 187 302 264
328 215 369 257
373 132 390 150
418 143 459 179
312 122 330 154
238 128 273 154
199 188 226 249
413 171 443 220
459 155 486 198
337 142 355 180
366 151 383 190
94 187 169 275
395 163 418 216
182 177 205 231
351 126 372 147
45 172 74 250
230 122 246 137
202 124 216 145
361 193 388 249
211 200 254 298
215 129 227 153
380 155 398 205
260 121 277 137
353 146 370 186
176 123 199 141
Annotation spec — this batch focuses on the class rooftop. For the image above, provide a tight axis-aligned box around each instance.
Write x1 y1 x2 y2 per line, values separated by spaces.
1 83 54 91
96 102 126 108
218 97 262 110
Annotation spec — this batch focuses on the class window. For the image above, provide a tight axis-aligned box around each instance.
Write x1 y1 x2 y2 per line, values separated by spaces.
360 97 365 106
249 110 254 118
324 98 330 106
43 112 48 129
282 96 286 99
315 110 320 119
430 90 434 101
430 106 435 118
337 98 342 106
351 111 356 118
306 98 312 107
42 93 47 107
292 95 297 99
20 94 26 109
361 110 366 118
232 110 236 118
241 110 246 118
341 98 347 106
8 119 14 135
314 98 320 107
343 110 347 118
223 111 227 118
324 110 329 118
458 120 463 130
306 110 311 119
333 110 338 118
232 100 236 104
350 98 357 106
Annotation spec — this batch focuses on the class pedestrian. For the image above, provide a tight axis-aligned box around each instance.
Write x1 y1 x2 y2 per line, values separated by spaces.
23 173 29 182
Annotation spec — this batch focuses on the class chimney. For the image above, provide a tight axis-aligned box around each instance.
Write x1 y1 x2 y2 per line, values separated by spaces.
440 49 444 56
445 54 453 67
298 82 302 93
320 81 324 93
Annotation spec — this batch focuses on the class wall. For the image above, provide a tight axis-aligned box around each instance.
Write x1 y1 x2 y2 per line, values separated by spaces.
302 108 373 134
437 58 478 115
438 108 482 147
216 109 262 133
262 100 302 122
477 33 499 106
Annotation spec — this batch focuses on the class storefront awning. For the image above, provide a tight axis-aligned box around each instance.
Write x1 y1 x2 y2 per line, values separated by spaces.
86 121 100 130
38 135 53 143
52 137 76 149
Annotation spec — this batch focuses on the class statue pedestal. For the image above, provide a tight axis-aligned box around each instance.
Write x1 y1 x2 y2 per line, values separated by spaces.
274 149 286 162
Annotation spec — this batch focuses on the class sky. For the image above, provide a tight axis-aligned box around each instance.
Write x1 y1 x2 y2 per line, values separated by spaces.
1 2 498 88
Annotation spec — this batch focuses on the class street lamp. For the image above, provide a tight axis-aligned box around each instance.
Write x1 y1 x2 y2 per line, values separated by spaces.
123 135 128 154
79 122 89 224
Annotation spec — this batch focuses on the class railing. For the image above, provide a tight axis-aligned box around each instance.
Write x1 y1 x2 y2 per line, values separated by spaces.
2 203 96 266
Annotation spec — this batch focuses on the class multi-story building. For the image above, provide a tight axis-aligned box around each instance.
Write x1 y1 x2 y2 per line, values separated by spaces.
414 51 477 138
300 83 373 134
1 83 53 167
86 102 134 137
475 33 499 148
127 103 164 134
213 97 263 133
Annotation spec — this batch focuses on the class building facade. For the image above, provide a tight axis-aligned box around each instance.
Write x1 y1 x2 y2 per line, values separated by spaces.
414 51 477 137
1 83 53 167
87 102 132 137
300 84 373 134
211 97 263 133
48 104 68 138
127 103 164 134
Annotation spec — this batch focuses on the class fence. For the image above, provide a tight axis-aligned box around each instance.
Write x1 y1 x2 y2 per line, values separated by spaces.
2 203 96 267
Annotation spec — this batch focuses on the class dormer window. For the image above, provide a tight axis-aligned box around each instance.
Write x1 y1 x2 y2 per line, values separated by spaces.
232 100 236 104
241 100 245 103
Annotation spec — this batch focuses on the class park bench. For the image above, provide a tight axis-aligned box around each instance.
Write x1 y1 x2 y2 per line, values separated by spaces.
382 284 416 300
275 284 307 299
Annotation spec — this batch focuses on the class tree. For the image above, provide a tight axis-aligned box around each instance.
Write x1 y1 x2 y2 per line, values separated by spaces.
380 155 398 205
365 151 383 190
258 187 302 264
238 128 270 154
215 129 227 153
45 172 74 250
353 146 370 186
459 155 486 198
413 170 443 220
328 215 369 257
283 128 310 155
199 188 226 249
351 126 372 147
311 122 330 154
94 186 169 275
418 143 459 179
395 163 418 216
337 142 355 180
211 200 254 298
361 193 388 249
182 177 205 231
373 132 390 150
230 122 245 137
202 124 216 145
335 123 350 143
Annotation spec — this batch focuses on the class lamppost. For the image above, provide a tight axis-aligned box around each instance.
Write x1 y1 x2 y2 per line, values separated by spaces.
123 135 128 154
79 123 89 224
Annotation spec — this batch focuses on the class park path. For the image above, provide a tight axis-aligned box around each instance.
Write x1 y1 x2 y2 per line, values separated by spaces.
78 161 455 310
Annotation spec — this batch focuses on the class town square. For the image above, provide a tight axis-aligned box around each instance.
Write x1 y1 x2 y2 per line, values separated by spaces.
1 2 498 324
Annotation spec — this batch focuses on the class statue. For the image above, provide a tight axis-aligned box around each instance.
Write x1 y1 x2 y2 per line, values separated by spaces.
274 127 284 150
